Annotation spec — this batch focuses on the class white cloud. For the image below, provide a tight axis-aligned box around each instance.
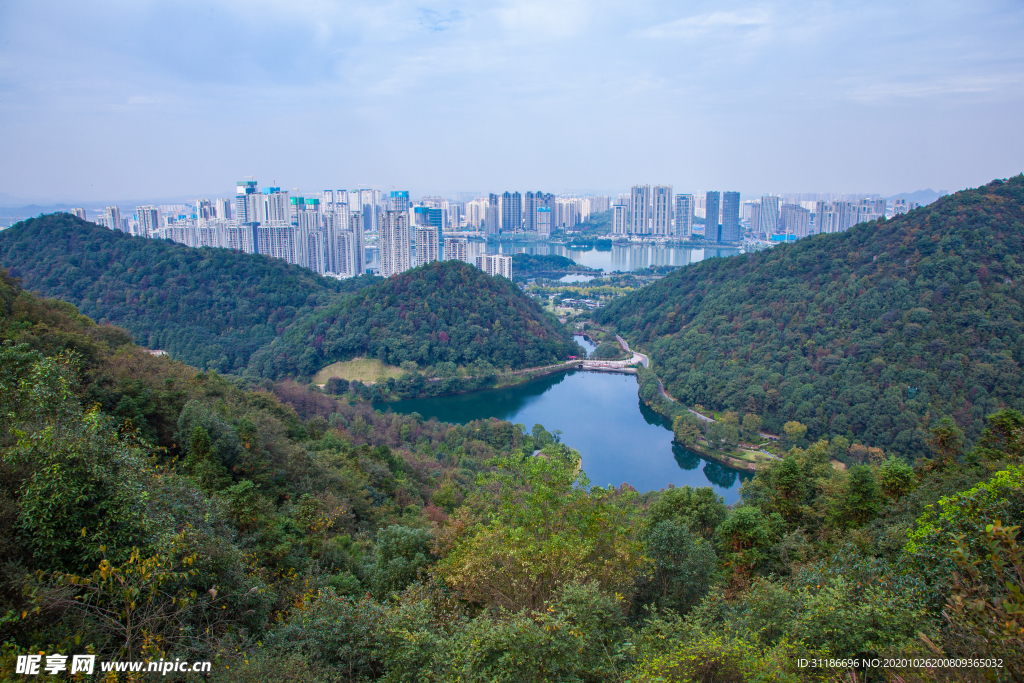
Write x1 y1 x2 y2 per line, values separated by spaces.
642 9 771 38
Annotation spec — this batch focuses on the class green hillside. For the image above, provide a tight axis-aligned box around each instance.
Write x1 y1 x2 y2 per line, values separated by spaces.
3 265 1022 679
0 213 378 373
249 259 582 379
597 176 1024 458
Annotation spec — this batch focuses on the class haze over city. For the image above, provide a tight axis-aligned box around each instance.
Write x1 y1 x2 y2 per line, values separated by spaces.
2 0 1022 204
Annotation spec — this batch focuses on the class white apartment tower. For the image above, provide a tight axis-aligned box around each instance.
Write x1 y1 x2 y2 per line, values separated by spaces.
444 237 470 263
476 253 513 279
379 209 411 276
136 206 161 238
759 196 781 237
103 206 123 233
651 186 673 235
415 226 441 266
612 204 630 235
215 198 232 220
674 195 694 238
535 206 552 238
629 185 650 234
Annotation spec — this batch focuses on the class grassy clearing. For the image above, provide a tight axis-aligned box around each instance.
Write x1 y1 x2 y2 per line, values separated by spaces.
738 449 774 463
313 358 406 384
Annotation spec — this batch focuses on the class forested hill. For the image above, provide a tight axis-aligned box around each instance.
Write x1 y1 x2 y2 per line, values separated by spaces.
0 213 378 372
248 259 582 379
597 175 1024 459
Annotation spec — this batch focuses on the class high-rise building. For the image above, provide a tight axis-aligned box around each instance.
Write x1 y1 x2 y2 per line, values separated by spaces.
612 204 629 235
215 198 232 220
379 209 411 276
136 205 161 238
721 192 741 242
444 237 470 263
536 206 553 238
235 180 259 224
261 187 290 223
588 196 611 213
555 197 584 229
476 253 512 279
705 192 721 241
415 226 441 266
652 185 673 236
523 191 554 232
349 211 365 275
448 202 465 228
674 195 693 238
780 204 811 239
485 194 501 235
104 206 124 233
759 195 780 237
501 191 522 233
749 204 762 235
195 199 214 220
629 185 650 234
389 190 410 212
69 208 87 221
465 198 487 228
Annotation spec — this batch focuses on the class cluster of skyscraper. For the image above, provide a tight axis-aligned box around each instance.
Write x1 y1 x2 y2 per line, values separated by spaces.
84 181 520 280
611 186 737 240
457 192 609 235
608 185 907 243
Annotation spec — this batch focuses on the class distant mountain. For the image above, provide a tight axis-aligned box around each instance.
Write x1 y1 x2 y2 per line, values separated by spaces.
0 213 378 373
251 259 581 379
884 188 948 205
597 176 1024 459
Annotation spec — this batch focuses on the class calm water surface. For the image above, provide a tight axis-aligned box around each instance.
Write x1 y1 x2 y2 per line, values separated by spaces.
466 240 741 272
379 367 751 503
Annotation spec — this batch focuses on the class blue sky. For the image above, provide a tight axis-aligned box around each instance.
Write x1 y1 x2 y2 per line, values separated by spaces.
1 0 1022 202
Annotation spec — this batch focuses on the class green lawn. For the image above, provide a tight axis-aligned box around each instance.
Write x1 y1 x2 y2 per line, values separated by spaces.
313 358 406 385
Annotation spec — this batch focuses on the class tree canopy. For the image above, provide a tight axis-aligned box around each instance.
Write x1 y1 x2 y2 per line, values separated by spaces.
598 176 1024 459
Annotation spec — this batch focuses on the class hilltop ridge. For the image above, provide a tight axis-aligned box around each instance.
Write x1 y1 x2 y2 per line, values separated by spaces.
598 175 1024 458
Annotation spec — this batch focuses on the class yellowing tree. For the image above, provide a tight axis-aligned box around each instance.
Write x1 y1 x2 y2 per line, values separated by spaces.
434 444 643 612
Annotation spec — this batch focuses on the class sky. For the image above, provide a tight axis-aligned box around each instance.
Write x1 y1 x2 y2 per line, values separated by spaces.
1 0 1022 203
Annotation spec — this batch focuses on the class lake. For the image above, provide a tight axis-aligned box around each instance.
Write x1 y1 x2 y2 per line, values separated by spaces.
377 344 751 503
466 239 741 272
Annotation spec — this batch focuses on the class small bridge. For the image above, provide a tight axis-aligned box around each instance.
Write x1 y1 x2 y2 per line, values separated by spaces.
571 359 638 374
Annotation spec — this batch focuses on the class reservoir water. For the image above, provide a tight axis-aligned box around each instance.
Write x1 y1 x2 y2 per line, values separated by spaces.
465 240 741 272
379 335 751 502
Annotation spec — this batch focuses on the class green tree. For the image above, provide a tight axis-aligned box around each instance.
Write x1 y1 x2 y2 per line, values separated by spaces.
841 465 881 527
637 520 718 614
672 414 704 446
742 414 762 439
783 421 807 444
434 445 643 611
365 525 436 598
879 456 915 500
927 417 965 468
646 486 727 540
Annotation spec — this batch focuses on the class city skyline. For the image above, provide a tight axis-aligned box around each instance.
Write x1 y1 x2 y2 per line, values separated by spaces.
1 1 1022 203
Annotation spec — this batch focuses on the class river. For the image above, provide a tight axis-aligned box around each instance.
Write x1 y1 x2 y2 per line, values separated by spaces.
378 337 751 503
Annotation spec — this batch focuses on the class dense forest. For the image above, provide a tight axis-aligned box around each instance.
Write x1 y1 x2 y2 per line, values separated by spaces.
0 213 379 373
598 176 1024 460
247 260 581 380
511 252 597 280
0 216 580 386
2 268 1021 681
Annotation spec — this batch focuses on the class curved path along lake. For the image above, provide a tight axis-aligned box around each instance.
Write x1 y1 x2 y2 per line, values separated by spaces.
379 339 751 503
